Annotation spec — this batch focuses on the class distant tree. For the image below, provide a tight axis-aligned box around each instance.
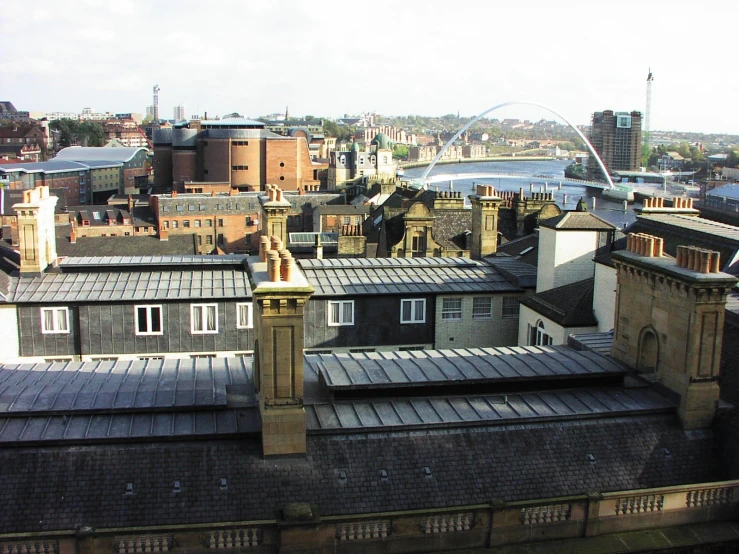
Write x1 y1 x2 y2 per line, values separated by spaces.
392 144 409 160
726 149 739 168
323 120 355 142
50 119 105 147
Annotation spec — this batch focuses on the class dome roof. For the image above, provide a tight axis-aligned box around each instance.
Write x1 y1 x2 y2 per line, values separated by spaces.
371 133 393 150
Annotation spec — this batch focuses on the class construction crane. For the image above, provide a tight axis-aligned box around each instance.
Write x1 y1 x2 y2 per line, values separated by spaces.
644 69 654 149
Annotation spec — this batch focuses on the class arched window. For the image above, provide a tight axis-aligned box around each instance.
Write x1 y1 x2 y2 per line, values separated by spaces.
533 320 552 346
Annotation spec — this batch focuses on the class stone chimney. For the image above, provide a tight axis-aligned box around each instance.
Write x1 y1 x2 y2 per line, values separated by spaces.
13 186 58 275
260 185 291 246
611 233 738 429
469 184 502 259
250 240 314 457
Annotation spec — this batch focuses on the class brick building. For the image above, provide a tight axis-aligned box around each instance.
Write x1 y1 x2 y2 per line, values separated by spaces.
152 118 325 192
587 110 642 180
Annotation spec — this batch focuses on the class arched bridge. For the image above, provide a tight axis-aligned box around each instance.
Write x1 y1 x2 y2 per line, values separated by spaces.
420 172 612 190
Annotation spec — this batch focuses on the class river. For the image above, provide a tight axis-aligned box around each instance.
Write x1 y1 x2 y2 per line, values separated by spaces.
402 160 641 230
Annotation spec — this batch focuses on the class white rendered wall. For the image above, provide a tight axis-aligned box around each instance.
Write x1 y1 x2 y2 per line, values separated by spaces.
536 227 598 293
518 305 597 346
0 305 21 362
593 262 617 332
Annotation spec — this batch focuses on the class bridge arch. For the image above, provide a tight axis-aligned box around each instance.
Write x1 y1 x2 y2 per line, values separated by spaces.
418 101 614 189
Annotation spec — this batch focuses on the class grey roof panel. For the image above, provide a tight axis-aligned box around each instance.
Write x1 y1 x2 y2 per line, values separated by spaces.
59 255 248 268
12 268 252 303
305 387 674 432
299 256 516 296
309 345 625 391
0 358 254 415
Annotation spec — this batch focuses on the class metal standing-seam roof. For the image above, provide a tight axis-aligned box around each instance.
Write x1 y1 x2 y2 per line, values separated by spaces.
59 255 249 269
11 269 252 303
0 357 258 443
54 146 147 163
298 257 518 296
308 345 625 391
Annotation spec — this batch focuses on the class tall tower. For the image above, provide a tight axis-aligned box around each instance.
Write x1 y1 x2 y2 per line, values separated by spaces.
153 84 160 121
644 69 654 149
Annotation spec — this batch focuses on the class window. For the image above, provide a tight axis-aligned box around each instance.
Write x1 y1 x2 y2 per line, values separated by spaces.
472 297 493 320
206 235 213 245
183 220 190 228
205 219 213 227
328 300 354 326
41 307 69 334
171 220 178 228
236 303 253 329
441 298 462 320
401 299 426 323
188 205 195 211
218 219 224 227
176 205 183 212
502 297 519 319
194 220 201 228
135 305 163 335
343 216 351 225
191 304 218 334
534 321 552 346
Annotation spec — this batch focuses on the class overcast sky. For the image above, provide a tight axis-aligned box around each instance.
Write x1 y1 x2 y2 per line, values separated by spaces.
2 0 736 135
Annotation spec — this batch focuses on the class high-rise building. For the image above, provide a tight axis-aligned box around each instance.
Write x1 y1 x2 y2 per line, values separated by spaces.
173 104 186 121
587 110 642 180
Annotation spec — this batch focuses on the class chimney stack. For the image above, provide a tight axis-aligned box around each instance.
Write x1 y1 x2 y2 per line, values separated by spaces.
249 233 314 457
13 186 58 275
612 233 738 429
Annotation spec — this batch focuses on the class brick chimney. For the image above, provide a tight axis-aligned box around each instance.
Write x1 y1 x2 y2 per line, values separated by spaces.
249 240 314 457
611 233 738 429
469 184 502 259
13 185 58 275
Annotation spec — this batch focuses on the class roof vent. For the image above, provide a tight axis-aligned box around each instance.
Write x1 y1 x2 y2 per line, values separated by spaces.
173 480 181 494
338 470 347 483
662 448 672 457
587 454 596 464
423 466 432 478
379 469 388 481
124 482 134 495
219 478 228 490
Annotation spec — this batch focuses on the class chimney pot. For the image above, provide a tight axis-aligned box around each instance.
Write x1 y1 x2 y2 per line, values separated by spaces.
710 251 721 273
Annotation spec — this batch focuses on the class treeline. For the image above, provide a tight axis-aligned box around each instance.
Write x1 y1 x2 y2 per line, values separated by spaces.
50 119 105 147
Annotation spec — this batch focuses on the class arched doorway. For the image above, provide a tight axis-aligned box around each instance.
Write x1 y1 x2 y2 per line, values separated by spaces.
637 327 659 374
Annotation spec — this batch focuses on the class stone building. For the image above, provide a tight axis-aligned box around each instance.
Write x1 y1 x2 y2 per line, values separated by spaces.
327 134 395 190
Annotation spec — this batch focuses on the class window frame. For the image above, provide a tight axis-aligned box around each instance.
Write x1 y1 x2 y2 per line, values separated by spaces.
441 297 463 320
40 307 70 334
472 297 493 320
400 298 426 324
191 303 219 334
502 297 520 319
134 304 163 336
327 300 354 327
236 302 253 329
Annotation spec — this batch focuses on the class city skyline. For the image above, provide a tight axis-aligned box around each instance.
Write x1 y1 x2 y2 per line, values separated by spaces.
2 0 738 135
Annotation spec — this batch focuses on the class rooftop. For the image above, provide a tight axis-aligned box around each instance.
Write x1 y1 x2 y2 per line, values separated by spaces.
54 146 147 163
298 257 517 296
539 211 616 231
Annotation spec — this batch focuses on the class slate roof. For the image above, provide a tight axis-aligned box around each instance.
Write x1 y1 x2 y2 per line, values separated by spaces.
495 234 539 266
298 257 518 296
0 415 721 533
568 331 615 357
1 188 68 216
484 256 538 288
539 211 616 231
431 209 471 250
521 278 597 327
10 267 252 303
55 231 198 257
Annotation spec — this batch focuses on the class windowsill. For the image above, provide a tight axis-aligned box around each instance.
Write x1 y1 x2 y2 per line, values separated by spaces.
135 332 164 336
